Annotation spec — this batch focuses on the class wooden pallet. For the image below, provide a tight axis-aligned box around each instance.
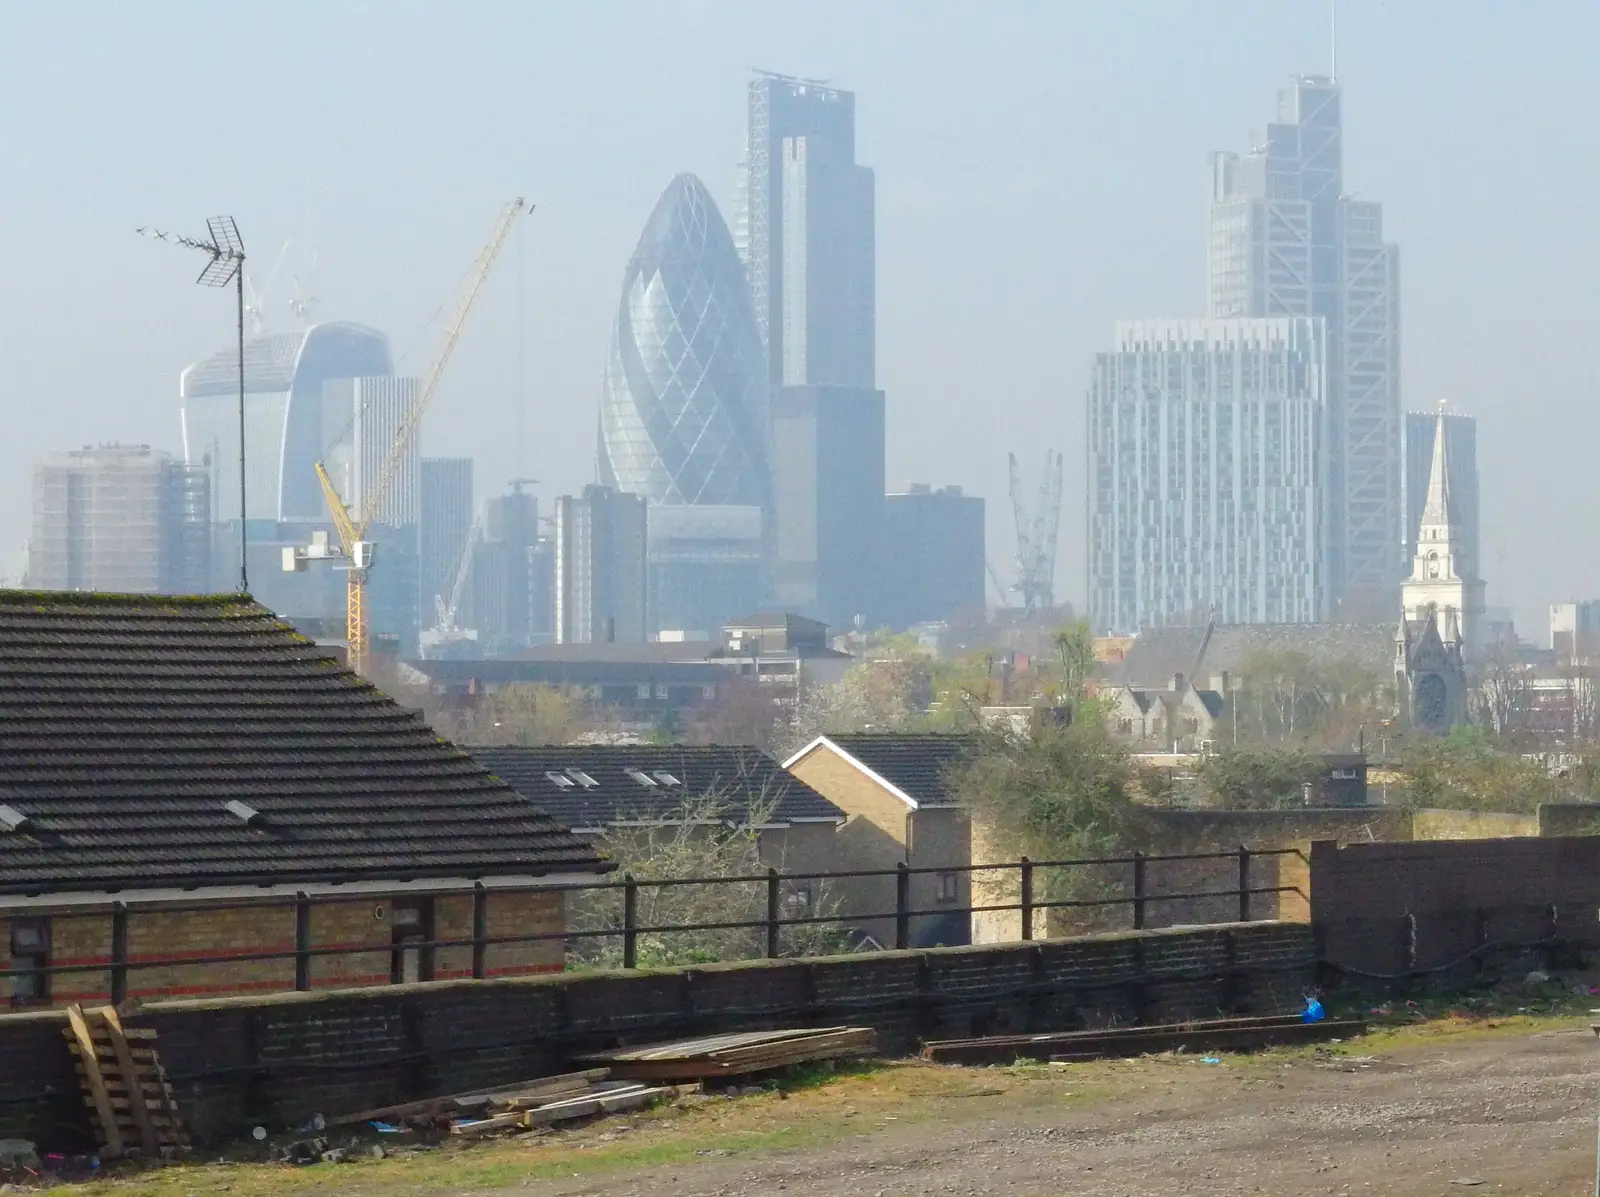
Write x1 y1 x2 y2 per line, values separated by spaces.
62 1004 190 1158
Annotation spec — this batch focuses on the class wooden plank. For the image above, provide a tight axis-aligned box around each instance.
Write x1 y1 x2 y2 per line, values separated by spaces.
64 1004 123 1156
328 1069 613 1128
92 1007 158 1156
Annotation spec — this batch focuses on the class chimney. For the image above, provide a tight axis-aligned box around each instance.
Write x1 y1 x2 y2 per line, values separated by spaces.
605 616 616 644
1171 672 1185 692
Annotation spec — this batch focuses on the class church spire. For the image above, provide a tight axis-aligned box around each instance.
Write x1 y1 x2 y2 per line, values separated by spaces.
1420 403 1454 533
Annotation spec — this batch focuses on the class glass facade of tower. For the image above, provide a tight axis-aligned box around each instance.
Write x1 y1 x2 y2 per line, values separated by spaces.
597 173 769 634
1088 318 1326 633
1207 77 1400 607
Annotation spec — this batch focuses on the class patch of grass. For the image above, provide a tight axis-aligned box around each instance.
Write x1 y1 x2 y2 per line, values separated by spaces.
75 1061 1083 1197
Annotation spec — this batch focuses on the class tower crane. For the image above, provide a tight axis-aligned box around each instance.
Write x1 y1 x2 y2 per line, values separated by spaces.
1008 449 1064 613
285 197 528 673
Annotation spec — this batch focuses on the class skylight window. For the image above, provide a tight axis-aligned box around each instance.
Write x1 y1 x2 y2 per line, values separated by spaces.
545 772 576 789
626 769 659 787
224 800 264 827
653 771 682 787
565 769 600 788
0 804 32 833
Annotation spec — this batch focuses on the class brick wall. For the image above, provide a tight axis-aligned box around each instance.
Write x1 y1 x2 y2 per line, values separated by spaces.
1 889 566 1011
0 918 1315 1148
1412 809 1539 839
1311 836 1600 980
1537 803 1600 838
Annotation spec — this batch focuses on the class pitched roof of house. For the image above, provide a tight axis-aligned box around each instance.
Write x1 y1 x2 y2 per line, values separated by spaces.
786 733 977 809
469 745 844 830
0 591 606 895
1113 622 1396 690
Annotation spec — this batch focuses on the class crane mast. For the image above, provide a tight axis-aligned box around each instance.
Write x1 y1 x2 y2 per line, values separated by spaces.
288 197 528 673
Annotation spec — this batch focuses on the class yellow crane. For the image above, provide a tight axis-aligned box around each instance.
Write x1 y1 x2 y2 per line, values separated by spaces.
289 197 527 673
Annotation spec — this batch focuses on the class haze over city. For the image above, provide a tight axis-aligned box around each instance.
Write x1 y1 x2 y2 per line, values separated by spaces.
2 1 1596 632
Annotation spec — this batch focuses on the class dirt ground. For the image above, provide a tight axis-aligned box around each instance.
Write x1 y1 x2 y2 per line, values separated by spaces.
78 1018 1600 1197
514 1023 1600 1197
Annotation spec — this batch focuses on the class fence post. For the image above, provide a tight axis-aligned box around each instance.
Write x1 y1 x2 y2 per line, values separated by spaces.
622 874 638 969
895 862 911 951
471 883 488 980
1019 857 1034 941
109 902 128 1007
766 868 781 959
294 892 311 992
1132 851 1147 930
1237 845 1251 923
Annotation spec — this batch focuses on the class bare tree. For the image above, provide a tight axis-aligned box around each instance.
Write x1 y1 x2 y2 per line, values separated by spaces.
1476 637 1529 736
567 786 852 968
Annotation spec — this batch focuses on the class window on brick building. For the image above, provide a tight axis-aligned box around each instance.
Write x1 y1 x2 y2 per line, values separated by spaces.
935 872 960 904
390 899 435 985
8 920 50 1006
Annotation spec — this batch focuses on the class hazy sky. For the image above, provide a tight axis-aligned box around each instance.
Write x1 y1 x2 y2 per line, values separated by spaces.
1 1 1595 635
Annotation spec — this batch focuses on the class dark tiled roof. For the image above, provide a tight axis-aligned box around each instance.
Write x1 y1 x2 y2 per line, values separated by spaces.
469 745 844 829
1114 623 1396 689
0 591 606 894
811 733 978 808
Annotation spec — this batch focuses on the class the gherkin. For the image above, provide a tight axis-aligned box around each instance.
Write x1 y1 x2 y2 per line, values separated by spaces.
598 174 770 510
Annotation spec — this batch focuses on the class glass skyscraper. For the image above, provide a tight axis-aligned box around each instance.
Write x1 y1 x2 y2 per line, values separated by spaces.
1088 318 1327 633
597 173 770 634
740 72 874 390
743 72 884 629
1208 77 1400 608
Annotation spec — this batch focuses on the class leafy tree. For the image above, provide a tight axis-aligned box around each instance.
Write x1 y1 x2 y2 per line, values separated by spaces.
1193 747 1325 810
946 717 1142 863
1392 726 1562 813
946 715 1144 934
454 682 595 746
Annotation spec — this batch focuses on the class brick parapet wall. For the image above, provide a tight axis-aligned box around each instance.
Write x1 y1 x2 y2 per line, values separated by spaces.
0 919 1313 1147
0 890 564 1009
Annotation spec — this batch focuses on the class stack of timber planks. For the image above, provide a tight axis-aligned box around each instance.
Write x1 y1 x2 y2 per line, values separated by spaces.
577 1026 876 1082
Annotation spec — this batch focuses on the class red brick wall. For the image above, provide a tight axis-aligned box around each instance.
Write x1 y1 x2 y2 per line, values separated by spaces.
0 888 567 1009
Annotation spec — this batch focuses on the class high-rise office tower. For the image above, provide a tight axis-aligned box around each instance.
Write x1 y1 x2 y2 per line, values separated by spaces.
770 385 884 629
598 173 770 634
1088 319 1326 633
420 457 474 626
1403 411 1478 587
554 485 648 644
743 72 884 626
741 72 874 389
471 483 540 652
180 323 392 524
1208 77 1400 608
881 485 986 630
29 444 211 593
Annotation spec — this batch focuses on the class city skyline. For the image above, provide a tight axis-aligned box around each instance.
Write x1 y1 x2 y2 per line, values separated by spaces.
1 3 1595 635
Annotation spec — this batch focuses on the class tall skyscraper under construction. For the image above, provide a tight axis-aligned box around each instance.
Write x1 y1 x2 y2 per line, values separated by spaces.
1208 76 1401 609
29 444 211 594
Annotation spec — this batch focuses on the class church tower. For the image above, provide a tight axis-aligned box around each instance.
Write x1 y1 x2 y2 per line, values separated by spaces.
1401 407 1486 658
1396 406 1481 734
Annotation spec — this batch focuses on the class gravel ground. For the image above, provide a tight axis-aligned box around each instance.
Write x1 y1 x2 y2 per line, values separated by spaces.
520 1028 1600 1197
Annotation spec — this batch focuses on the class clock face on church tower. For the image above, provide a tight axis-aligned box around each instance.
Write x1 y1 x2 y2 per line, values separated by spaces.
1416 673 1447 728
1426 552 1441 579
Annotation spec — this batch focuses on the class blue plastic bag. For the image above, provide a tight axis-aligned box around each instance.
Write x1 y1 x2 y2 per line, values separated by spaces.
1302 997 1325 1024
